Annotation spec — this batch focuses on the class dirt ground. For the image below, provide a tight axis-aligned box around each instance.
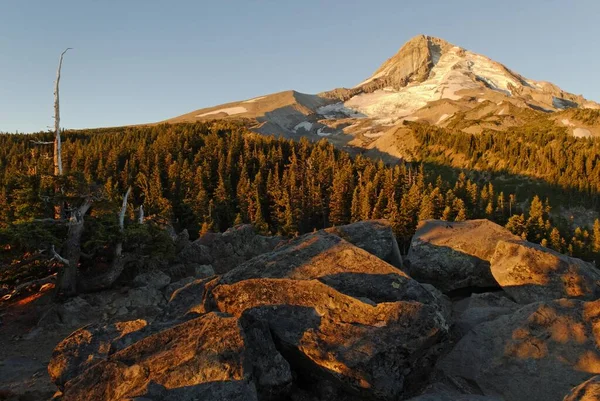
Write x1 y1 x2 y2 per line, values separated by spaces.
0 288 85 401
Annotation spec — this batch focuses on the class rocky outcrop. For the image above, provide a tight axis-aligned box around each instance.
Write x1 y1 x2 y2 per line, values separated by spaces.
451 291 519 340
132 270 171 290
213 278 445 400
563 376 600 401
357 35 454 91
325 219 403 268
56 312 280 401
193 224 282 274
438 298 600 401
406 220 519 292
490 240 600 304
50 223 448 401
48 319 148 387
216 230 433 306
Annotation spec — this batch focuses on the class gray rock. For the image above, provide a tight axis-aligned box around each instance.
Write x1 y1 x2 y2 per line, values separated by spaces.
451 292 519 339
116 307 129 316
491 240 600 304
422 283 452 323
176 241 213 266
57 297 94 326
160 278 213 321
325 219 403 268
196 224 281 274
406 219 519 292
411 381 503 401
132 270 171 290
407 394 502 401
438 298 600 401
194 264 215 279
164 276 196 300
127 286 165 309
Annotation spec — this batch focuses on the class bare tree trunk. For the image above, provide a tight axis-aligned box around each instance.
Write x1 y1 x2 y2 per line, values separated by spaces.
54 199 91 298
78 188 131 293
53 48 72 220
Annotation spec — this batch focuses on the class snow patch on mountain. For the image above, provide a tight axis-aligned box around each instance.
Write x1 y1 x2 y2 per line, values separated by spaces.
196 106 247 117
573 128 592 138
293 121 313 132
436 114 450 124
243 96 267 103
317 127 332 137
561 119 576 127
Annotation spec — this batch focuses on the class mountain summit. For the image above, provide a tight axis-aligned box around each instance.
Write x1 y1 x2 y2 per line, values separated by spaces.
163 35 600 160
346 34 597 119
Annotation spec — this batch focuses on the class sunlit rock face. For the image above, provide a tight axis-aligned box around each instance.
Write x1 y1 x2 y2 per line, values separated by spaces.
48 319 148 387
406 219 519 292
213 278 445 400
49 223 449 401
563 375 600 401
491 240 600 304
56 312 274 401
325 219 403 268
438 298 600 401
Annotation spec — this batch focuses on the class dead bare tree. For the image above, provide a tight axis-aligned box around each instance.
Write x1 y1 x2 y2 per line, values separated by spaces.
44 49 137 297
54 48 71 178
52 48 71 220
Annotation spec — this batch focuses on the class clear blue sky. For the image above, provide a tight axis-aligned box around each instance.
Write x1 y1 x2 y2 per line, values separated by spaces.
1 0 599 133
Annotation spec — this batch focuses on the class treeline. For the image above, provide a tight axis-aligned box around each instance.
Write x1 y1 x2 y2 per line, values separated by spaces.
0 122 599 268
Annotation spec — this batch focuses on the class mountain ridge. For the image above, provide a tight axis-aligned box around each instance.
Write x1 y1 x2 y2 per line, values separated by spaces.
160 34 600 159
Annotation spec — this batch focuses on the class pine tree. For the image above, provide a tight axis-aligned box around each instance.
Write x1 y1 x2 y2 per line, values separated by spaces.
549 227 563 252
418 193 435 221
506 214 527 239
593 219 600 253
453 198 467 221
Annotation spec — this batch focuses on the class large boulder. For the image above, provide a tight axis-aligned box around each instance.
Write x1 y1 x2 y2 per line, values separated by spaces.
406 219 519 292
51 227 449 401
48 319 148 387
196 224 282 273
215 230 434 306
438 298 600 401
325 220 403 268
451 292 519 339
175 241 213 266
563 376 600 401
490 240 600 304
132 269 171 290
212 278 446 400
55 312 288 401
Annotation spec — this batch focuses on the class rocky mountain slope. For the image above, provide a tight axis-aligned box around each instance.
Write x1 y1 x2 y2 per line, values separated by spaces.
3 219 600 400
161 35 600 160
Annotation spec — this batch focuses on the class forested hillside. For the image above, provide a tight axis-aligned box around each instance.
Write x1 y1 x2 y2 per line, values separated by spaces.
1 121 599 288
410 120 600 207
